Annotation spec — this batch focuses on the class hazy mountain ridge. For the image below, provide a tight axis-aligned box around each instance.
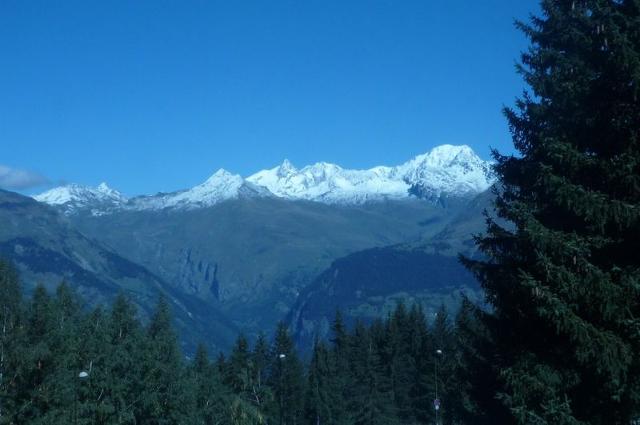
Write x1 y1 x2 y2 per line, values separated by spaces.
66 197 450 341
0 189 241 352
35 144 494 214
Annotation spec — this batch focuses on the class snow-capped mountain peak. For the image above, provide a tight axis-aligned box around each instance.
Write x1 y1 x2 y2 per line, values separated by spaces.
395 145 492 199
397 145 481 174
96 182 125 198
130 169 262 210
202 168 239 185
34 144 494 213
278 159 297 177
247 145 493 203
193 169 245 198
247 161 352 201
34 182 126 207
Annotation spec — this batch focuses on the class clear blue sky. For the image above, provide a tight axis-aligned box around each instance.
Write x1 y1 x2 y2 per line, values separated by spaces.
1 0 539 196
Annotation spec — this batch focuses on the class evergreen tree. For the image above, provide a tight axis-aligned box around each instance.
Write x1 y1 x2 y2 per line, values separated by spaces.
225 334 252 396
303 340 332 425
449 298 504 425
463 1 640 423
76 306 111 424
406 303 432 424
102 293 147 424
327 311 351 424
381 302 414 422
330 311 349 360
139 294 194 424
268 322 304 425
49 283 84 424
190 343 230 425
8 282 90 424
18 284 56 423
0 260 23 424
250 333 272 411
350 321 397 425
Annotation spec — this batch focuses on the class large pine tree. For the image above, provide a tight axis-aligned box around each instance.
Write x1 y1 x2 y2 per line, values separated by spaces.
464 1 640 423
0 260 23 423
139 295 194 424
303 340 333 425
268 322 304 425
328 311 352 425
350 321 398 425
189 343 230 425
104 294 147 423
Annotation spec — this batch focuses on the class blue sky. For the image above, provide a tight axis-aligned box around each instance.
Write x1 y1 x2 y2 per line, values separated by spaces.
1 0 539 196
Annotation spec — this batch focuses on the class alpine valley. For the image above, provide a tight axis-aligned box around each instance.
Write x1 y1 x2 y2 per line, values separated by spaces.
3 144 494 352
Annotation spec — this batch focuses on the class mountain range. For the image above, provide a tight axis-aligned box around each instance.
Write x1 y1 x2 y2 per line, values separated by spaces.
34 144 493 213
1 144 494 352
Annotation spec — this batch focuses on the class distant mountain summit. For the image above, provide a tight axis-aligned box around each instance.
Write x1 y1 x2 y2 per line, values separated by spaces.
34 182 127 215
34 144 494 214
397 145 494 200
129 169 271 210
248 144 493 203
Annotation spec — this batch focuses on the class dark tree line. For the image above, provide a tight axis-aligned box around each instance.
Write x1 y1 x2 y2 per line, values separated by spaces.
0 261 480 424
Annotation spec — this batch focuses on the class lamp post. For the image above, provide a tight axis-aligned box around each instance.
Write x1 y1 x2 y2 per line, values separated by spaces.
435 349 443 425
75 370 89 425
278 353 286 425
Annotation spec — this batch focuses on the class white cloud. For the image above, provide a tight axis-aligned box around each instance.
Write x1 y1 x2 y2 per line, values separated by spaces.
0 165 49 190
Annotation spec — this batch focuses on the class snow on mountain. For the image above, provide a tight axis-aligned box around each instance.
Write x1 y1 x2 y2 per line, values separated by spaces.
247 144 493 203
130 169 270 210
247 160 409 203
34 182 127 214
34 145 494 213
397 145 494 200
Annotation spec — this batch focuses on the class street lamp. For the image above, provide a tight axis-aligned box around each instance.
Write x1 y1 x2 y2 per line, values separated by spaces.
434 349 443 425
75 370 90 425
277 354 286 425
